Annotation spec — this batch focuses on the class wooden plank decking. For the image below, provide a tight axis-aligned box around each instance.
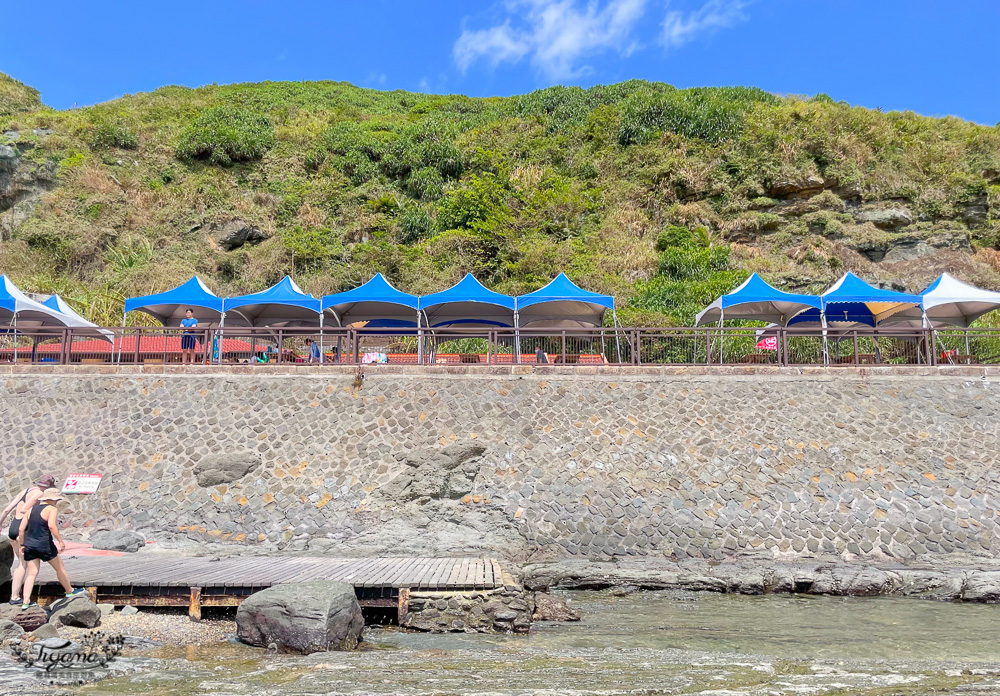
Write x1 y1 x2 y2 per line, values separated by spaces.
36 555 502 591
32 555 507 621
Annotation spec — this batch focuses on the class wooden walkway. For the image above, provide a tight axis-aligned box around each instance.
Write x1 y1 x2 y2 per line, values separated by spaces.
34 555 508 621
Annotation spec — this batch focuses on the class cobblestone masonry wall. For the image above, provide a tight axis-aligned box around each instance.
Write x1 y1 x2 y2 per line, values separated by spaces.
1 369 999 561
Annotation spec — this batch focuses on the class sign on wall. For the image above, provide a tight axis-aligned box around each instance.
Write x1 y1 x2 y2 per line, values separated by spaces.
62 473 103 495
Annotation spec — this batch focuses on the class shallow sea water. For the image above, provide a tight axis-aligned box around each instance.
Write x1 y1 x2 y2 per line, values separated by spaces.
13 591 1000 696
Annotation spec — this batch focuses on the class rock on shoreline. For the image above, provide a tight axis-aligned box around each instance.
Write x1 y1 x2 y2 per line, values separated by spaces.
519 558 1000 602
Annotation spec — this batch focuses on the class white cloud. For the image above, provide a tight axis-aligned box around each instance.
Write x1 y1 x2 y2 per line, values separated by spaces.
661 0 750 50
453 0 648 79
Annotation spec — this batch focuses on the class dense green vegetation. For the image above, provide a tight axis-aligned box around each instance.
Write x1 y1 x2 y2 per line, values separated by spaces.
0 73 43 117
1 74 998 325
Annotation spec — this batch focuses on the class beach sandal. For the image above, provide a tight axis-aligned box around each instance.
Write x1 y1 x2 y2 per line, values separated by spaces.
8 598 22 605
21 602 37 610
65 588 87 598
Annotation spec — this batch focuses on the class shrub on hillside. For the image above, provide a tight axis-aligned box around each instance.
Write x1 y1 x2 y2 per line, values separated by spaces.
176 106 275 166
82 117 138 150
618 86 779 146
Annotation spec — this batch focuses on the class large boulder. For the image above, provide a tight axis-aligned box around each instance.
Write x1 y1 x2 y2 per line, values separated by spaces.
48 595 101 628
0 618 24 644
193 452 262 487
0 537 12 585
532 592 581 621
236 581 363 654
210 218 270 251
90 530 146 553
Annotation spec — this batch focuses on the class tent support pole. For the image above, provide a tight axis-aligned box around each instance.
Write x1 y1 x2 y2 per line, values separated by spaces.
821 310 829 366
417 311 423 365
319 314 324 365
216 313 226 365
12 315 17 364
718 309 724 365
514 310 520 365
613 304 622 364
117 310 126 365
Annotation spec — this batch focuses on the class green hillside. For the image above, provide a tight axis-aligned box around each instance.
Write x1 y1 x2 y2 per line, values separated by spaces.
1 74 998 325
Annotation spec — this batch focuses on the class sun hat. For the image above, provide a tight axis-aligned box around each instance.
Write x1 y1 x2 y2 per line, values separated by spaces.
35 474 56 488
38 488 63 503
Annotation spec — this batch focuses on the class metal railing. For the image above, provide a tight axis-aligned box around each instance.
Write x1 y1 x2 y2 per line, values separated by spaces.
0 326 997 367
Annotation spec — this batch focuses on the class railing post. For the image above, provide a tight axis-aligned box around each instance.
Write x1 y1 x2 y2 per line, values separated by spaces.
61 328 69 365
561 331 566 364
780 328 789 367
277 328 283 364
632 329 640 365
133 328 141 365
852 330 859 366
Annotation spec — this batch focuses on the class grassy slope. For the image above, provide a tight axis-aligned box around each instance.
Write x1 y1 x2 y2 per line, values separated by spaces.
1 75 998 325
0 73 43 116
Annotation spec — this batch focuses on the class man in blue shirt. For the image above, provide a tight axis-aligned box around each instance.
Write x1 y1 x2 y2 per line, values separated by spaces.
180 308 198 364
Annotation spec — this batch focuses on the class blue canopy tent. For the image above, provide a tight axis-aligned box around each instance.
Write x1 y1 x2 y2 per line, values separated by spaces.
322 273 420 327
222 276 324 364
123 276 225 327
419 274 516 363
820 272 923 324
695 273 822 362
695 273 821 326
819 272 924 364
419 274 516 328
516 273 616 328
224 276 322 327
516 272 620 362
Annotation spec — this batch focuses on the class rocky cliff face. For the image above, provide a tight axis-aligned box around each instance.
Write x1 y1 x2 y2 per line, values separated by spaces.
0 131 57 240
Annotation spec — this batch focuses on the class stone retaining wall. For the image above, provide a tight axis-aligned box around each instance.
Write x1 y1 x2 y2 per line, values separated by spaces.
1 369 998 562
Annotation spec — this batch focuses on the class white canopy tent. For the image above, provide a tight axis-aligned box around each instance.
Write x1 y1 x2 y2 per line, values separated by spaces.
919 272 1000 327
0 276 103 362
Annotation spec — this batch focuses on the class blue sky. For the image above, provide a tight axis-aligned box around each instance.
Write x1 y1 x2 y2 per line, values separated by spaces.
3 0 998 124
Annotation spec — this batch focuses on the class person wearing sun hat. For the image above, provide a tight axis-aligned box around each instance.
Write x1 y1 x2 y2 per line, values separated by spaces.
18 487 86 610
0 474 57 606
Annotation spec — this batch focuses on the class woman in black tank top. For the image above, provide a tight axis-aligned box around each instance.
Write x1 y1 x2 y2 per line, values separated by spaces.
1 474 57 605
18 488 85 610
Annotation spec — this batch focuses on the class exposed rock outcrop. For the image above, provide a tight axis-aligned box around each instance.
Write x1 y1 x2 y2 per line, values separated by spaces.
520 559 1000 603
768 174 825 199
193 452 262 487
855 206 913 229
0 139 57 240
378 443 487 502
90 530 146 553
402 587 533 634
533 591 581 621
210 218 270 251
236 581 364 653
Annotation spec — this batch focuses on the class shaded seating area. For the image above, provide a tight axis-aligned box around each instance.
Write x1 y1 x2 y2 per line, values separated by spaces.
699 271 1000 366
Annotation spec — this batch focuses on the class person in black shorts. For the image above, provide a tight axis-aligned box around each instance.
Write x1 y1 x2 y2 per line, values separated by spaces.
180 308 199 365
1 474 55 605
18 488 85 609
